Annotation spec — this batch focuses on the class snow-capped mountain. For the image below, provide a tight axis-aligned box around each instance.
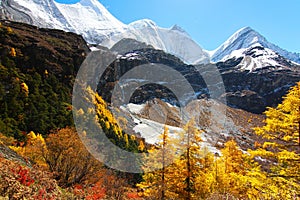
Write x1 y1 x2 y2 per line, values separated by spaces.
1 0 299 66
220 45 296 72
0 0 127 44
0 0 209 64
101 19 210 64
211 27 300 65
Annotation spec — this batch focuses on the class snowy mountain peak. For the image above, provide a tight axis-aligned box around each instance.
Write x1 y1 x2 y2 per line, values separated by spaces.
75 0 116 20
129 19 157 29
78 0 100 5
211 27 300 64
211 26 268 62
101 18 210 64
233 26 257 36
227 26 268 46
1 0 126 44
170 24 188 35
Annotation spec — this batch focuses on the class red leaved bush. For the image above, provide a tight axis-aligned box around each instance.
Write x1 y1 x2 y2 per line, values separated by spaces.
126 192 142 199
11 166 35 186
70 181 107 199
0 156 61 199
85 183 106 200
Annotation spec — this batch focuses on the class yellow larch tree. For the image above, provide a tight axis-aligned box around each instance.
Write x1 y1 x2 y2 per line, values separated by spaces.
193 147 215 199
137 126 177 199
9 131 47 168
249 82 300 198
138 119 213 200
20 82 29 97
10 47 16 57
166 119 204 200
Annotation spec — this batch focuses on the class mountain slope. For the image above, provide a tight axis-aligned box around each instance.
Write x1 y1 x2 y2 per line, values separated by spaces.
96 47 300 113
119 99 264 152
0 0 126 44
54 0 127 43
0 20 88 138
211 27 300 64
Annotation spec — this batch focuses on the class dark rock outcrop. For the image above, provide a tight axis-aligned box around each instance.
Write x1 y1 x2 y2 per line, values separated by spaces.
111 38 153 54
0 143 31 167
98 48 300 113
218 57 300 113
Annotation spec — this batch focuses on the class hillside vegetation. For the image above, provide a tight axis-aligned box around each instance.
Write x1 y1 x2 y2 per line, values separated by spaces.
0 21 299 199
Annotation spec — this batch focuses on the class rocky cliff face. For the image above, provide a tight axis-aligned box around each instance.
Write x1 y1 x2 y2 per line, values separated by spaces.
98 47 300 114
97 48 207 106
0 143 31 167
217 54 300 113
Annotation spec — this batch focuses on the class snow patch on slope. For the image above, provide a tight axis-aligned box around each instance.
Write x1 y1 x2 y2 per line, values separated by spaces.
132 116 220 153
122 102 220 153
127 103 145 114
54 0 126 43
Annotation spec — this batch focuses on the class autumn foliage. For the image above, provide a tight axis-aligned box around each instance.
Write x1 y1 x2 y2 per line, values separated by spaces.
137 81 300 200
249 81 300 198
0 156 61 199
1 80 299 199
4 127 141 199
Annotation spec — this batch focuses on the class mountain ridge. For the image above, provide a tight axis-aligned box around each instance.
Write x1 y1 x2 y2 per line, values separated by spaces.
1 0 299 66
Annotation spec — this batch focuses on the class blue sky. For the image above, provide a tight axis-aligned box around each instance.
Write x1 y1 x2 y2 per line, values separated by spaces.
55 0 300 52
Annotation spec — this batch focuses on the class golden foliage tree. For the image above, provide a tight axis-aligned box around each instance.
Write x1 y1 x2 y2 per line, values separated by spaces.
6 27 13 34
138 120 209 200
43 127 103 187
20 82 29 97
10 131 47 168
137 126 177 199
10 47 16 57
175 119 203 199
249 82 300 198
255 82 300 146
